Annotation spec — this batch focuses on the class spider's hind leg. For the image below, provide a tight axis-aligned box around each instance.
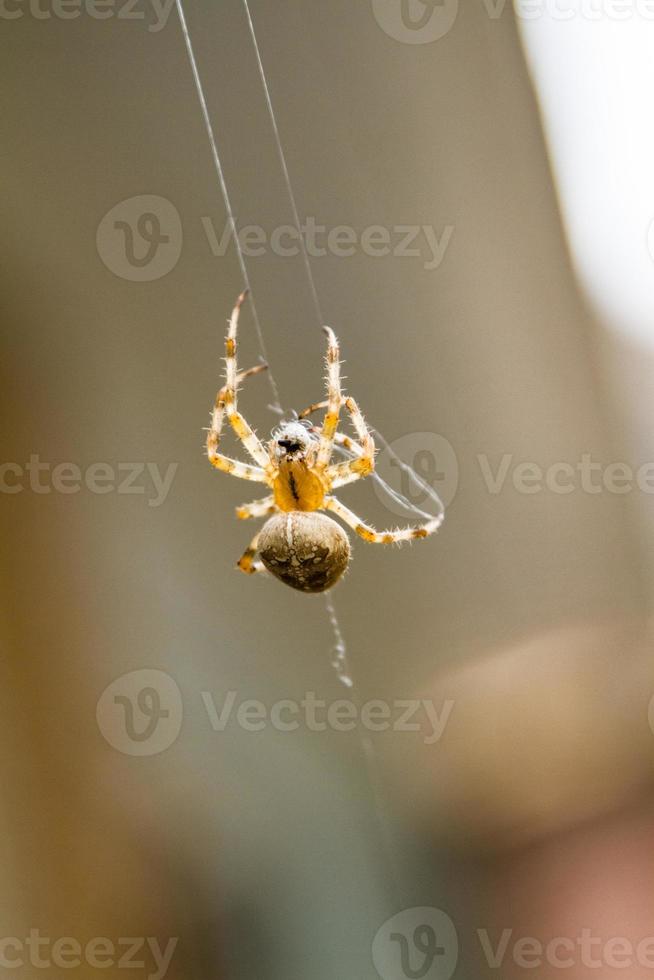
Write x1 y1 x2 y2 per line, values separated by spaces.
237 530 266 575
235 495 276 520
324 495 443 544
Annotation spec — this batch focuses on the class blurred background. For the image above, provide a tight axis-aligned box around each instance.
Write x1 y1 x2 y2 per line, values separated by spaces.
2 1 654 977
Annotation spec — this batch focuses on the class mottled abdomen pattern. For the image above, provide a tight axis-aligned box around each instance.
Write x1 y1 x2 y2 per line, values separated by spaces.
258 512 350 593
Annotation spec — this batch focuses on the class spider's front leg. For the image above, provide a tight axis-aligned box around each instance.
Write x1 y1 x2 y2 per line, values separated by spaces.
324 495 444 544
206 295 272 483
326 396 375 488
316 326 342 469
300 395 375 489
222 290 272 471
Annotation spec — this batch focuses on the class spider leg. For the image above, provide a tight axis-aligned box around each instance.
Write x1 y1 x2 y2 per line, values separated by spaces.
235 362 269 386
302 418 364 457
301 396 375 488
316 326 342 469
332 430 364 455
237 530 266 575
298 400 328 420
235 495 276 520
207 382 269 482
324 495 444 544
222 291 271 469
325 396 375 487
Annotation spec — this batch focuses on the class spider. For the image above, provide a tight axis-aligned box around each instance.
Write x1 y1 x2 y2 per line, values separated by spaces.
207 290 442 593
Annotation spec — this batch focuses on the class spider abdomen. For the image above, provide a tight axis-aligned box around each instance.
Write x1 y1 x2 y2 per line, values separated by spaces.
258 512 350 593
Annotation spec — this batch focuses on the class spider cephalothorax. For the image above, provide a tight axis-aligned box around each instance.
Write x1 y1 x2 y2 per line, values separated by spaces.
206 290 442 593
270 420 316 462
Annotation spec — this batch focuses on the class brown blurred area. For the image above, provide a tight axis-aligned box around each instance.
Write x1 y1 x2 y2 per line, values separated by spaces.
2 1 654 978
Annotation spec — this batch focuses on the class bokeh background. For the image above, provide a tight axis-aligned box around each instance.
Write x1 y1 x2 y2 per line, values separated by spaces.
2 1 654 977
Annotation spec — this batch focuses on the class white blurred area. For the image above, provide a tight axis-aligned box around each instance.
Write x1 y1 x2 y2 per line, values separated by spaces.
518 2 654 345
519 2 654 599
